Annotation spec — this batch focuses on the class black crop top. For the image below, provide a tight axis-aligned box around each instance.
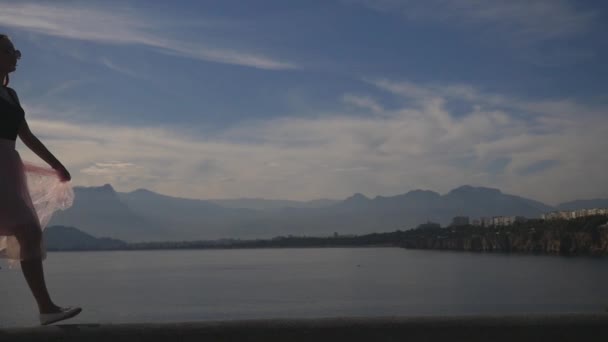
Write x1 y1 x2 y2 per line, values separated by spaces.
0 87 25 141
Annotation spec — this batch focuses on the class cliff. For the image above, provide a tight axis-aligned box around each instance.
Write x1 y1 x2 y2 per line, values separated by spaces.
401 216 608 256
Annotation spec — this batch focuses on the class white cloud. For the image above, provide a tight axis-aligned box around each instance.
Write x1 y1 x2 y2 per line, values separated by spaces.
81 161 138 175
16 78 608 205
0 2 297 70
99 57 143 79
343 94 384 114
80 161 155 184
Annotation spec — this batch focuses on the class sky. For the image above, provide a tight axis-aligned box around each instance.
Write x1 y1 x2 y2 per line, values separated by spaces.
1 0 607 205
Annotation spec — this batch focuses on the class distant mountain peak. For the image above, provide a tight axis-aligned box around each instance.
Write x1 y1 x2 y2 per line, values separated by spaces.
75 183 116 193
101 183 114 190
336 192 372 209
374 189 440 202
448 185 501 196
130 188 156 195
349 193 370 200
342 193 371 205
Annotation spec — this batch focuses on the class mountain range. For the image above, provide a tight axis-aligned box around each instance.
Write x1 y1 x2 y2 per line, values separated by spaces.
44 225 127 250
46 184 606 242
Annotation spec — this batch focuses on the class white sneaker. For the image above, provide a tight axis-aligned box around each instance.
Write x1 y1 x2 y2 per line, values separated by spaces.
39 306 82 325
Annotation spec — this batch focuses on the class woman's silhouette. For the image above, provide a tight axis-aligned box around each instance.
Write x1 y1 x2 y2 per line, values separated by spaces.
0 34 81 325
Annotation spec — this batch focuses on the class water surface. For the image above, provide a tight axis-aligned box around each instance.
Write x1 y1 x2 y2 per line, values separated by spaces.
1 247 607 327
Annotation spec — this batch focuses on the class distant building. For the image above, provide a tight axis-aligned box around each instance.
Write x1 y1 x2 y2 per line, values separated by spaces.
451 216 470 227
471 219 481 226
468 216 528 227
542 211 571 220
492 216 527 226
480 217 494 227
542 208 608 220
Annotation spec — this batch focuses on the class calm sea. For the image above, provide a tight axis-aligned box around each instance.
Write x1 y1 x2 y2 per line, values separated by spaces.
1 247 607 327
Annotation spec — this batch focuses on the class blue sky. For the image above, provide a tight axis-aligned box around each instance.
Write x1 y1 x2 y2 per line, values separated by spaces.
1 0 607 204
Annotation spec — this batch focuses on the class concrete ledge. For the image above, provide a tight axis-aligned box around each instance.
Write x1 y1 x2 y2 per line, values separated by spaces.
2 314 608 342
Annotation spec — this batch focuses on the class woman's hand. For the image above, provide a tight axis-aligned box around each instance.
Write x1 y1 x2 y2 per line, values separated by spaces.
54 164 72 182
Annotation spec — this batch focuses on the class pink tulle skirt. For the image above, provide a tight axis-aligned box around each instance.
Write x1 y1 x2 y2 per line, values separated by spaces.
0 139 74 267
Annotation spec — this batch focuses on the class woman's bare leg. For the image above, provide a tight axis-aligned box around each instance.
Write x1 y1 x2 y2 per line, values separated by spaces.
15 223 61 314
20 257 61 314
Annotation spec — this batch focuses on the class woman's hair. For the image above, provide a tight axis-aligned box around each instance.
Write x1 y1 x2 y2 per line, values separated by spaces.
1 34 10 86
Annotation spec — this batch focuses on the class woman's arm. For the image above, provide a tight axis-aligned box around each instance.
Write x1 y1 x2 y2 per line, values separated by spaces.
18 120 61 168
18 120 71 182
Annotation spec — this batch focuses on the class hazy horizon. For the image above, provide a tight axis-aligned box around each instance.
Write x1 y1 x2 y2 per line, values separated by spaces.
77 182 606 208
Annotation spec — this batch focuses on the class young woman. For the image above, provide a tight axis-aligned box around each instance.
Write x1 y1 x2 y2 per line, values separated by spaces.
0 34 81 325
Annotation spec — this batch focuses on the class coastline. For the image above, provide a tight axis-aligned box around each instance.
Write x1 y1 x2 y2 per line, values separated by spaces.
44 215 608 257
